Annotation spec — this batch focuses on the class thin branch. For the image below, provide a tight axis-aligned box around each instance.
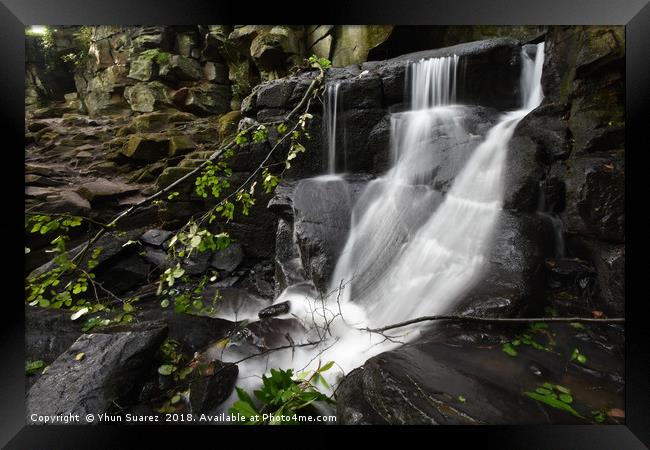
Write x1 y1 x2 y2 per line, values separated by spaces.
361 315 625 334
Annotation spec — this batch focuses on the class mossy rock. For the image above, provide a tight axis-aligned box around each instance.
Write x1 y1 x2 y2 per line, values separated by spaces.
121 135 170 162
217 110 242 140
129 111 197 133
155 166 197 194
168 135 196 157
332 25 393 67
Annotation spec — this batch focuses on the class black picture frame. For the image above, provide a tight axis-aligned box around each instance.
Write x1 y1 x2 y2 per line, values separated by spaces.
1 0 647 447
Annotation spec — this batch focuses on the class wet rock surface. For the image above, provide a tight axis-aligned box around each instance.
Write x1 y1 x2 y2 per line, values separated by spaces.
336 322 624 425
26 321 168 422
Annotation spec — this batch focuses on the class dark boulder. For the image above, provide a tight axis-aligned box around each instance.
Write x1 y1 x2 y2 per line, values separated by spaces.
210 243 244 272
567 237 625 317
291 177 357 291
340 109 387 172
25 306 83 377
561 154 624 243
189 362 239 413
455 212 547 317
26 321 168 423
140 229 173 247
336 323 623 424
362 37 523 110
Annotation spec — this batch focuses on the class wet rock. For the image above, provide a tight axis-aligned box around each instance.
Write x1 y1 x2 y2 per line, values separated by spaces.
26 321 168 422
362 37 522 110
336 324 623 424
25 306 83 371
204 287 270 322
142 247 168 268
568 237 625 316
140 229 173 247
256 78 296 110
135 302 235 352
561 154 624 243
258 301 291 319
244 317 307 349
340 109 386 172
338 73 383 110
94 254 152 293
189 362 239 413
291 177 355 291
456 212 547 317
569 73 624 155
210 243 244 272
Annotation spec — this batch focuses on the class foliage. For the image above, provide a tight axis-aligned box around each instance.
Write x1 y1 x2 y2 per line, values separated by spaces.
501 322 557 357
25 215 106 310
570 347 587 364
25 360 45 375
138 48 172 66
61 26 93 68
194 159 232 200
229 362 335 424
308 55 332 70
523 382 584 420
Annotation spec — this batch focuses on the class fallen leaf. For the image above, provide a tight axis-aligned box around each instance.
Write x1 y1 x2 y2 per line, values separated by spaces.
592 310 604 318
608 408 625 418
74 352 85 361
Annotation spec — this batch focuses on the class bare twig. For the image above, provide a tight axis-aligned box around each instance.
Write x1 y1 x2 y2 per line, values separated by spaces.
361 315 625 334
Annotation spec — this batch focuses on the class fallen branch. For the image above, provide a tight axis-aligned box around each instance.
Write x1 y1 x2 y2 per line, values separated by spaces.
361 315 625 334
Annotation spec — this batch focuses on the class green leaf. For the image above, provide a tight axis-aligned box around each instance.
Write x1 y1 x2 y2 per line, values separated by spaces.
231 400 258 418
559 394 573 404
577 354 587 364
555 384 571 394
26 360 45 375
458 395 466 403
235 387 257 409
502 343 518 357
524 391 584 419
319 361 335 373
158 364 177 376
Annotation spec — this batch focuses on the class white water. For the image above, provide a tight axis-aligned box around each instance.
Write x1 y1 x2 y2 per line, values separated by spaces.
324 82 343 174
217 43 546 409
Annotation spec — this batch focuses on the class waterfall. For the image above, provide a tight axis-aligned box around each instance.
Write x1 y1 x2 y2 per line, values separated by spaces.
409 55 459 109
218 43 546 409
324 82 343 174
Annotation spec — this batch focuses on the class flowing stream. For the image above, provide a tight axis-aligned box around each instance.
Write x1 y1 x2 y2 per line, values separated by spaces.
218 43 546 409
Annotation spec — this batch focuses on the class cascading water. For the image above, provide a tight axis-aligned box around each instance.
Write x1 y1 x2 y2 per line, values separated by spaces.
324 82 343 174
217 43 546 412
